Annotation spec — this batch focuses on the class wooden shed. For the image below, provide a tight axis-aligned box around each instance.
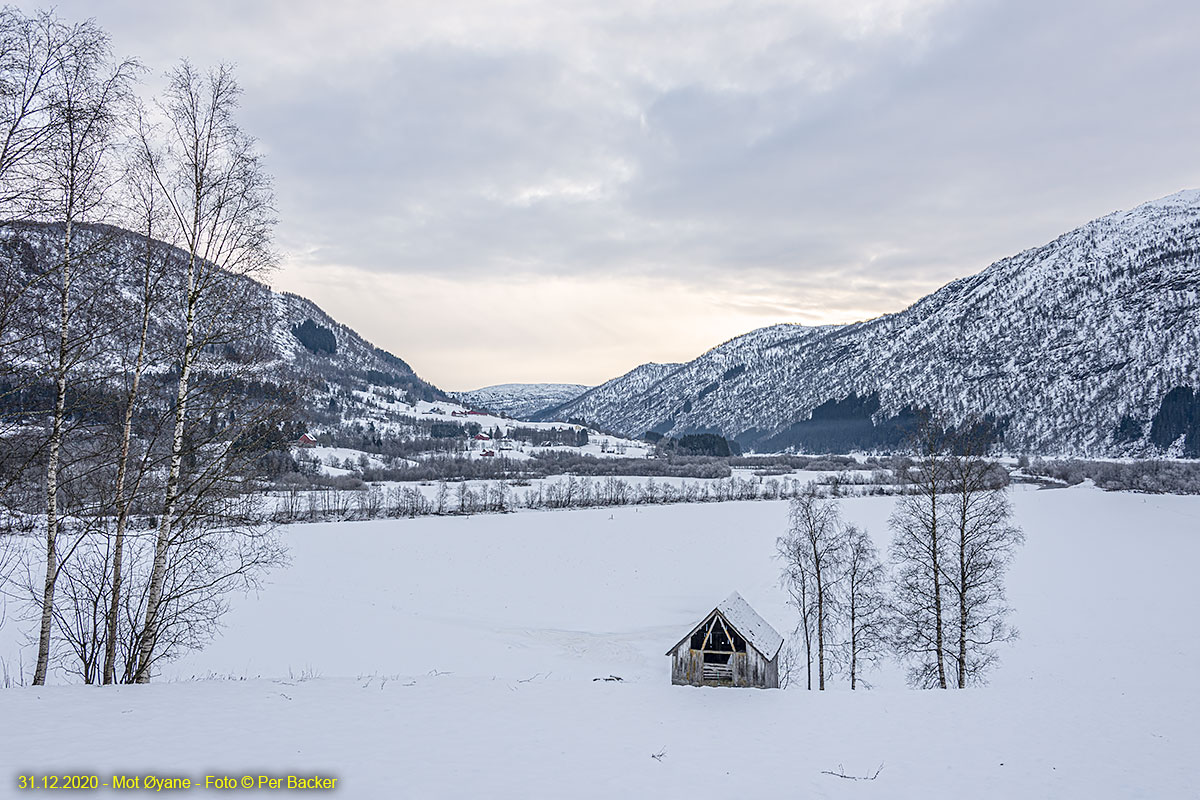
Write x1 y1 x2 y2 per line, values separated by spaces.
666 592 783 689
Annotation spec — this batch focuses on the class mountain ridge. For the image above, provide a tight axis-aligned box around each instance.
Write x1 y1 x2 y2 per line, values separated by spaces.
536 190 1200 456
0 221 447 426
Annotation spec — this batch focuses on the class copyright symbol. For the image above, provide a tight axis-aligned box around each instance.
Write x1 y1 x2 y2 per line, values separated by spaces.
242 775 254 788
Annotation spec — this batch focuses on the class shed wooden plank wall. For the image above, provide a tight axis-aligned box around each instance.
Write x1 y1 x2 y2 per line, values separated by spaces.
670 645 779 689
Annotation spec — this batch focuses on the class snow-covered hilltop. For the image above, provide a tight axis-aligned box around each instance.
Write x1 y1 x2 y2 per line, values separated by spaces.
534 362 685 424
453 383 590 418
0 221 446 416
540 190 1200 457
271 290 444 404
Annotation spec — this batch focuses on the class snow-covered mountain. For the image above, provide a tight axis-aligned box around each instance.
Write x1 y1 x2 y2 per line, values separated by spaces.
268 288 443 404
0 221 446 418
453 383 590 418
540 190 1200 457
533 362 684 423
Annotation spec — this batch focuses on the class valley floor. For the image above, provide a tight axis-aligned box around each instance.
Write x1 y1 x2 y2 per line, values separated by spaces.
2 485 1197 798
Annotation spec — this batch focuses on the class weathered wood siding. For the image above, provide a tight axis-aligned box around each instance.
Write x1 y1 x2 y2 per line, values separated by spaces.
738 646 779 689
669 645 779 689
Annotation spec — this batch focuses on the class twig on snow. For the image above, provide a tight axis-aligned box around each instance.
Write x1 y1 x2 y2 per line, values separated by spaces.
821 763 883 781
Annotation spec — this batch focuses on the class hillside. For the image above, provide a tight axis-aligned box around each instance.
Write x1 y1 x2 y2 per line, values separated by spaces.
534 361 685 424
542 191 1200 456
0 221 446 426
453 382 590 418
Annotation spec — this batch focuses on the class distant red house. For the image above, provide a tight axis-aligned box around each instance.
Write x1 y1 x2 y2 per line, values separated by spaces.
467 411 488 416
297 433 318 446
480 449 496 457
474 433 491 441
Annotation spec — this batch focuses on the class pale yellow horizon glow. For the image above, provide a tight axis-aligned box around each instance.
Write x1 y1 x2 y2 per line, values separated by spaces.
272 262 939 392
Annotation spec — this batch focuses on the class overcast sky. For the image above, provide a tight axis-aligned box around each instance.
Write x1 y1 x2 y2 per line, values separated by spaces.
25 0 1200 390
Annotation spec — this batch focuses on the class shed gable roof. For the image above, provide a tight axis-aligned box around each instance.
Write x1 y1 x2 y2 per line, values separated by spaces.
666 591 784 660
716 592 784 659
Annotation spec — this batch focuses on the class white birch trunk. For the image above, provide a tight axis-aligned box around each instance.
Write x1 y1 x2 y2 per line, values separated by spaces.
929 466 947 689
102 231 154 684
33 218 72 685
133 249 196 683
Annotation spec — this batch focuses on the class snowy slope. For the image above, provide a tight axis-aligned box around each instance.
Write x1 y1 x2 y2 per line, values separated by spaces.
533 361 687 424
547 191 1200 456
453 383 591 418
2 487 1196 797
0 221 447 419
271 290 438 395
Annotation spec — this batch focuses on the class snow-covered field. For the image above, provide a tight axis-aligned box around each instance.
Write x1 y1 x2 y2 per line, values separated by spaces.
298 446 392 476
2 484 1197 797
343 395 650 452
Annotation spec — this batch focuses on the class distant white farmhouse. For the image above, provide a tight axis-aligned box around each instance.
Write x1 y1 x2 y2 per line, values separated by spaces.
666 592 783 689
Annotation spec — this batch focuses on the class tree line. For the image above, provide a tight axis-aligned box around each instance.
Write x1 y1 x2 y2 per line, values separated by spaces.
1021 457 1200 494
0 9 291 685
269 471 884 524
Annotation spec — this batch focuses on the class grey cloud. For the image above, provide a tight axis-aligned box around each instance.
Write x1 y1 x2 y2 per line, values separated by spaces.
611 0 1200 293
16 0 1200 384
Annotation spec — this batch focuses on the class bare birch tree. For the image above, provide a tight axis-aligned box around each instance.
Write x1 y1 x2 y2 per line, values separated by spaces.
888 415 953 689
0 14 289 685
0 9 71 220
30 21 135 685
943 426 1023 687
842 523 887 689
778 483 845 690
0 9 59 377
780 549 815 689
100 131 173 684
130 61 274 682
0 9 94 500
